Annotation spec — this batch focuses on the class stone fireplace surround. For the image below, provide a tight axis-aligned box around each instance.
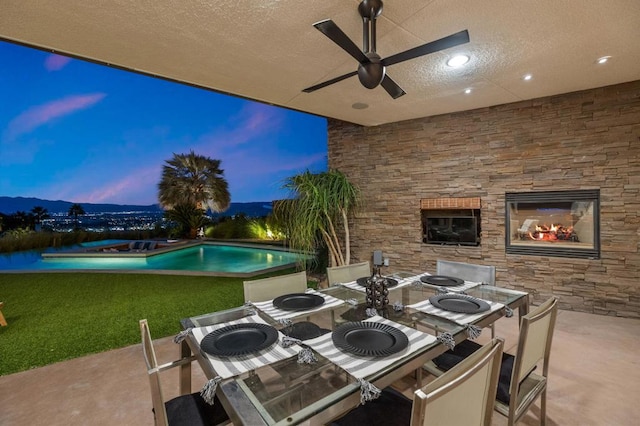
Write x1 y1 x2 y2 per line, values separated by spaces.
327 80 640 318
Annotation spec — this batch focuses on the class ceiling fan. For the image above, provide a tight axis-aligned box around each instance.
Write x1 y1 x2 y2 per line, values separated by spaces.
302 0 470 99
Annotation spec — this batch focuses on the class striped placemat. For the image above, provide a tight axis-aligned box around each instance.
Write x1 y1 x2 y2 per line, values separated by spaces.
304 316 437 379
407 297 504 325
191 314 300 379
339 274 423 293
252 289 345 321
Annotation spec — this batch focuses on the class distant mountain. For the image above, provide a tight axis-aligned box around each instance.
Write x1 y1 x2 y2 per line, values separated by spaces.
0 196 273 217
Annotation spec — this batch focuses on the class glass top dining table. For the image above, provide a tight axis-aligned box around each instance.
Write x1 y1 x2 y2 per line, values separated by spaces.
179 272 529 426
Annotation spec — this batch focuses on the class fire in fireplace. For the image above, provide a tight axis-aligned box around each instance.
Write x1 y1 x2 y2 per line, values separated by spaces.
505 189 600 259
524 223 578 242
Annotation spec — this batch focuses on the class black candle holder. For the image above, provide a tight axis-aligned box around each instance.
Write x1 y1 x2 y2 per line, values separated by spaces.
365 275 389 310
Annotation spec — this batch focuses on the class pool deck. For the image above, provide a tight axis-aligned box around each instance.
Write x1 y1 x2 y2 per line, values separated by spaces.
42 239 296 258
41 239 199 259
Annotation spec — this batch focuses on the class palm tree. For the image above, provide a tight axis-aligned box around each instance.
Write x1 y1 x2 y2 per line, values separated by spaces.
13 211 29 228
67 204 85 229
164 203 209 238
31 206 50 224
158 151 231 214
273 169 360 267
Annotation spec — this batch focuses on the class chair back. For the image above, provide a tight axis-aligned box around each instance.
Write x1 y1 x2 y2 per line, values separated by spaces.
326 261 371 286
436 259 496 285
412 338 504 426
511 296 558 399
243 271 308 302
140 319 169 426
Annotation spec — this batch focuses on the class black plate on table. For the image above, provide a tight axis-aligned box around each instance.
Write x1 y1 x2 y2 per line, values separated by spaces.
272 293 325 311
420 275 464 286
429 294 491 314
281 321 328 340
201 323 278 357
332 321 409 357
355 277 399 288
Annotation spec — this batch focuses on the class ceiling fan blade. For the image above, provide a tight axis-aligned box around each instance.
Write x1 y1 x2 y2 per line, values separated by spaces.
380 75 406 99
302 71 358 93
382 30 470 67
314 19 370 64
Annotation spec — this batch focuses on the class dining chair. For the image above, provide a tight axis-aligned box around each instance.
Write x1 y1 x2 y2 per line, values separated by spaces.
243 271 308 302
139 319 229 426
427 296 559 426
331 338 505 426
436 259 496 286
326 261 371 286
436 259 497 337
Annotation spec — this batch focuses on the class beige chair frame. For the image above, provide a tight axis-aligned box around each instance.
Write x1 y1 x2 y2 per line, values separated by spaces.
412 338 504 426
495 296 558 426
437 259 497 337
140 319 197 426
326 261 371 286
436 259 496 286
423 297 558 426
243 271 308 302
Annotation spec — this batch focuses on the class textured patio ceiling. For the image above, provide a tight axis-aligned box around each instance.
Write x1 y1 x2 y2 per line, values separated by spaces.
1 0 639 126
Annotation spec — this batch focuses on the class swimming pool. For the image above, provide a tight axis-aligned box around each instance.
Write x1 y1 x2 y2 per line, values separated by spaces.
0 241 309 277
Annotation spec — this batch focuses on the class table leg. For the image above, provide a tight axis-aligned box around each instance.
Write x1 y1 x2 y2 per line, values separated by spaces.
180 340 192 394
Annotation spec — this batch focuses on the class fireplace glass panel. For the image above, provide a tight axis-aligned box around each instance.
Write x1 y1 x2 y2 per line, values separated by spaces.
422 209 480 246
505 190 600 259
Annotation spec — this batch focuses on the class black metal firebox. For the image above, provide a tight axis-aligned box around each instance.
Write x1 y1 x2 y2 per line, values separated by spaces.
505 189 600 259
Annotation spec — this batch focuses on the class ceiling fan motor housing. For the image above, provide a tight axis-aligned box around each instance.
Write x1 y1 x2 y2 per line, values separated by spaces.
358 52 385 88
358 0 383 20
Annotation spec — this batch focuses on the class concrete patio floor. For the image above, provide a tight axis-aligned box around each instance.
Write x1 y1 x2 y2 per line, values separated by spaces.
1 309 638 425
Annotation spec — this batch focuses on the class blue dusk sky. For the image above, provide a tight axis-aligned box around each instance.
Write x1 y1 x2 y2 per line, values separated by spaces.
0 41 328 206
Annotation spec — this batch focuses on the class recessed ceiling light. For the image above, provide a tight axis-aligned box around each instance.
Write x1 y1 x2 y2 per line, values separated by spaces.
596 56 611 64
352 102 368 110
446 55 470 67
464 88 472 94
523 74 533 81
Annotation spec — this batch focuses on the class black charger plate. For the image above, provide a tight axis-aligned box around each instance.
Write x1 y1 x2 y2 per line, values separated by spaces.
420 275 464 286
332 321 409 357
201 323 278 357
272 293 325 311
429 294 491 314
355 277 399 288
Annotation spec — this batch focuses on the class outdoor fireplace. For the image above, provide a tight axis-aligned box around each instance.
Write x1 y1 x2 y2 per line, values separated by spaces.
505 189 600 259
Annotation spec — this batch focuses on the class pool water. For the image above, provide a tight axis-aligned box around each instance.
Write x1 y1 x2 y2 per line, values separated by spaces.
0 242 307 274
79 239 129 248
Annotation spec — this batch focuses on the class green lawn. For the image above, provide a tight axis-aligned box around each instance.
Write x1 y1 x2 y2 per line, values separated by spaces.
0 271 297 376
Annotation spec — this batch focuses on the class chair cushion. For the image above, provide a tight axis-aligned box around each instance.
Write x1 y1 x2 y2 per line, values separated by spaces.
433 339 516 405
331 387 412 426
164 392 229 426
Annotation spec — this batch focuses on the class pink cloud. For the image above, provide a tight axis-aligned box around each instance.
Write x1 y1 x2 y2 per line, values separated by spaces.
5 93 106 140
74 166 161 205
45 54 72 71
196 104 285 151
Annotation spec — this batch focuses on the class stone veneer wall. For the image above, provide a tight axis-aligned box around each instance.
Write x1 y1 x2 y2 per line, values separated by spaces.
327 80 640 318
